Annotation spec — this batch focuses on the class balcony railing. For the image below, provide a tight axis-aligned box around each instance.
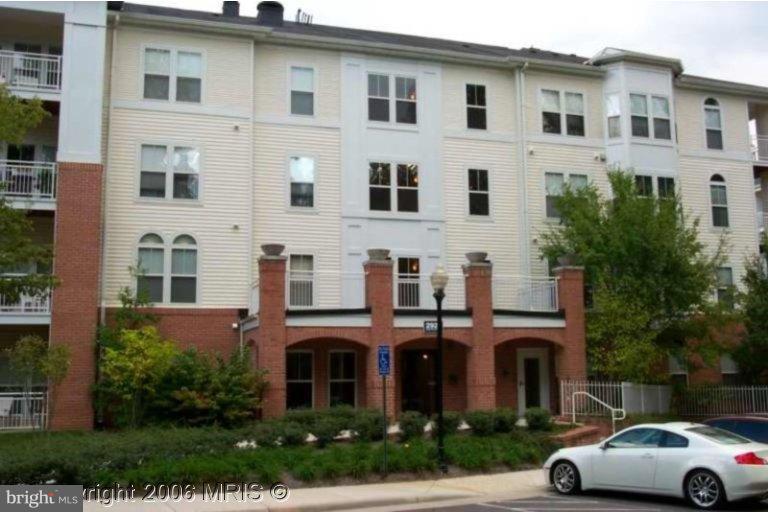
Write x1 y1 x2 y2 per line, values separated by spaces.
0 388 47 430
492 275 559 312
751 135 768 162
395 274 466 310
0 50 62 92
0 161 57 201
0 279 51 315
287 271 365 309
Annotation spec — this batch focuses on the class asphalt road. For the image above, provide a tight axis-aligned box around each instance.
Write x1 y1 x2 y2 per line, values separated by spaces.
394 490 768 512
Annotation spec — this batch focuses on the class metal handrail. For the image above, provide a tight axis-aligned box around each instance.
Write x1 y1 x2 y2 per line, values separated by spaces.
571 391 626 434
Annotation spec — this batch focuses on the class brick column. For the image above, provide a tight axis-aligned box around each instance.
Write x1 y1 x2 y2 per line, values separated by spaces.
464 255 496 410
49 162 104 430
364 249 396 418
554 266 587 380
257 248 287 419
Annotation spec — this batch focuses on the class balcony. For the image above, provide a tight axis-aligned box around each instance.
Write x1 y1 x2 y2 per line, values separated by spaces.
0 280 51 324
492 275 559 312
287 271 366 309
0 387 47 431
0 50 61 97
751 135 768 163
395 273 466 310
0 160 57 209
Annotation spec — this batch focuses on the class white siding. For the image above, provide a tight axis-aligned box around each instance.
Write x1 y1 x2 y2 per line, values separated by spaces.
675 89 751 155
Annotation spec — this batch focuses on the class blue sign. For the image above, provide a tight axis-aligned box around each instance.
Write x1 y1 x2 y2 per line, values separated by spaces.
378 345 391 376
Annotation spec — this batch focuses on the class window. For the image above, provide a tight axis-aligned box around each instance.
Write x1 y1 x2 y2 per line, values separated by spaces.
143 48 202 103
541 89 561 134
668 354 688 386
608 428 664 448
329 351 356 407
171 235 197 303
635 175 653 197
140 144 200 200
720 354 740 385
686 426 749 445
395 77 417 124
289 157 315 208
289 254 314 307
6 144 35 161
397 257 420 308
658 177 676 199
652 96 671 140
468 168 489 216
396 164 419 212
137 233 164 303
369 162 391 211
286 351 313 409
466 84 487 130
565 92 585 136
661 431 689 448
290 67 314 116
704 98 723 150
716 266 734 309
605 93 621 138
630 94 649 137
368 74 389 122
546 172 587 218
710 174 729 227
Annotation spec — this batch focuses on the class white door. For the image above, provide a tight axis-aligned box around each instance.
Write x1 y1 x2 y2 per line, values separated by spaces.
516 348 550 416
592 427 662 489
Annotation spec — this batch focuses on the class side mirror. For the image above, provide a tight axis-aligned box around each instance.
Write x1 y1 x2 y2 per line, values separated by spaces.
600 441 611 450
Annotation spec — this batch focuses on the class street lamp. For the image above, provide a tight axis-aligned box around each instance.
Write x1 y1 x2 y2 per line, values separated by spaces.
430 264 449 474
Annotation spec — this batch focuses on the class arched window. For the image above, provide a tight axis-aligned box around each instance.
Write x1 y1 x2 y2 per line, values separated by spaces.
137 233 164 303
710 174 729 228
171 234 197 303
704 98 723 150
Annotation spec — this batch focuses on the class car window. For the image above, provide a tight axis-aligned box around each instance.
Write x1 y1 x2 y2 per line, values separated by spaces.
608 428 663 448
687 426 750 444
731 420 768 443
661 431 689 448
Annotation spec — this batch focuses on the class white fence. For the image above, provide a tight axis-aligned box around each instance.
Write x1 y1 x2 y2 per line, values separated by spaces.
287 271 365 309
752 135 768 161
493 275 558 312
0 161 57 200
0 390 47 430
675 386 768 417
561 380 671 417
0 290 51 314
395 274 466 310
0 50 62 92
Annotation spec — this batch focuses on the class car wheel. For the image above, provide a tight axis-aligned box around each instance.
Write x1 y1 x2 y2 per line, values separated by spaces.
551 461 580 495
685 469 726 509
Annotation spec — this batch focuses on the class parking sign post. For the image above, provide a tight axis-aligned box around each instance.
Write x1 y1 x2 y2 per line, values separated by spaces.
378 345 391 475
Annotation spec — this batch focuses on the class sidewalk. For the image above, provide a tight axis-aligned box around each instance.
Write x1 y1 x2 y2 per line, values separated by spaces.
84 470 548 512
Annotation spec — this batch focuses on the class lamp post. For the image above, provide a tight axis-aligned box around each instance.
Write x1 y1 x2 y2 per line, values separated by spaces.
430 264 449 474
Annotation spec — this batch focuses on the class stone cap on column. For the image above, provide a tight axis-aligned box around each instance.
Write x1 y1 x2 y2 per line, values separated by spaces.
364 248 393 267
462 251 492 275
259 243 287 262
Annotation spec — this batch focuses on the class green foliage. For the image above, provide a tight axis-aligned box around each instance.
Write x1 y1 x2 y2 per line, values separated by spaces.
433 411 462 436
252 421 280 447
97 268 157 349
6 335 71 388
524 407 552 431
464 410 495 436
734 237 768 384
540 170 728 381
0 84 48 144
311 417 344 448
280 421 308 446
493 408 517 433
398 410 427 440
351 409 386 442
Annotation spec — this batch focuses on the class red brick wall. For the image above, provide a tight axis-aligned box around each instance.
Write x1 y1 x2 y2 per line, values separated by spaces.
464 262 496 410
495 340 558 412
257 256 288 418
554 266 587 380
49 162 103 430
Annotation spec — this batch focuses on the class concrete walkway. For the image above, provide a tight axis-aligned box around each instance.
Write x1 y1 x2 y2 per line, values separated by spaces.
83 470 548 512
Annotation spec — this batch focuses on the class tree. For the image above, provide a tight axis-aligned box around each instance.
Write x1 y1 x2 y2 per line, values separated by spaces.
5 335 71 429
540 170 728 381
733 236 768 383
0 83 54 302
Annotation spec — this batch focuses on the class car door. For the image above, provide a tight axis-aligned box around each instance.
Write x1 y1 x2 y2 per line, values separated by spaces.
653 430 691 493
592 427 663 490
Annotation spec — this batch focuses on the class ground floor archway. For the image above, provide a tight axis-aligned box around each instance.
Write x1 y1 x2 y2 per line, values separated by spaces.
495 338 560 415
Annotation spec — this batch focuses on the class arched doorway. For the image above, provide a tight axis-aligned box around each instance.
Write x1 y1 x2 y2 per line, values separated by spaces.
495 338 560 415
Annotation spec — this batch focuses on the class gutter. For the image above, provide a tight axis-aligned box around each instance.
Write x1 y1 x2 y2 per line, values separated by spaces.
676 75 768 100
516 62 531 275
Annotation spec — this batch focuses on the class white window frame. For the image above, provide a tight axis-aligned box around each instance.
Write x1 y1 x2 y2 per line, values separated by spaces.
169 234 199 304
137 142 203 202
634 174 654 197
394 75 418 125
288 64 316 117
140 45 205 104
328 350 357 408
714 266 734 306
366 73 418 127
286 154 318 211
287 252 315 308
668 354 689 385
544 171 589 220
467 167 491 218
720 354 739 380
395 163 419 213
395 255 421 308
539 88 586 137
651 95 672 141
629 92 651 139
136 231 200 305
657 175 677 199
703 97 724 151
286 349 314 409
136 232 165 304
367 160 420 214
465 83 487 130
605 93 621 139
709 175 730 229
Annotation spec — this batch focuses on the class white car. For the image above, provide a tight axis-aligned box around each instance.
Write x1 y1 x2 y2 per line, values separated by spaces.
543 422 768 509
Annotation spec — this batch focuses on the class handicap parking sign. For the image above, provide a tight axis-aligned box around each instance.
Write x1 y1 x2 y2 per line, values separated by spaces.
378 345 390 376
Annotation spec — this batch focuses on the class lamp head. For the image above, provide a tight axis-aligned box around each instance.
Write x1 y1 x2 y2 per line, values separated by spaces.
430 264 449 292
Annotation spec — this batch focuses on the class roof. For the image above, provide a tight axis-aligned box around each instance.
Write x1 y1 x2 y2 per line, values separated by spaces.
107 2 590 65
589 47 684 74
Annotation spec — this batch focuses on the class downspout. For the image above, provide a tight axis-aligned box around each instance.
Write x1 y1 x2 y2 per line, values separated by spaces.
515 62 531 275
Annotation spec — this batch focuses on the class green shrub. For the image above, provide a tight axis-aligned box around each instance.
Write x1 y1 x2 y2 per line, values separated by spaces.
493 408 517 433
398 411 427 440
432 411 461 436
252 421 280 447
525 407 552 431
312 417 343 447
327 405 356 426
352 409 386 442
464 411 495 436
280 421 308 446
283 408 318 427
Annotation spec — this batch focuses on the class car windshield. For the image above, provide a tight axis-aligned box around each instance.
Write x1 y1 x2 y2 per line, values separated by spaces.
687 426 750 444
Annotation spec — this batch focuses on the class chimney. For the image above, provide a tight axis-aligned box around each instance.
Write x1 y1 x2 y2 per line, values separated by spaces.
256 1 284 26
222 1 239 17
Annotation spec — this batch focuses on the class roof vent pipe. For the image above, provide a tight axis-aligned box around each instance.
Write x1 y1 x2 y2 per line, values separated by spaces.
222 1 239 17
256 1 284 26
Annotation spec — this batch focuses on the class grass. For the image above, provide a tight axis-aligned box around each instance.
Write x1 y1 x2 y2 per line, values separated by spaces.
0 426 561 488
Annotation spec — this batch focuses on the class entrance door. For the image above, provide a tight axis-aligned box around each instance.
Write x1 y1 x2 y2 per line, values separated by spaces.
516 348 549 416
401 349 436 415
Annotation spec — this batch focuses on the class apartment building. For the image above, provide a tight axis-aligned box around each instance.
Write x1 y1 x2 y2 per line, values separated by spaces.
0 1 765 429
